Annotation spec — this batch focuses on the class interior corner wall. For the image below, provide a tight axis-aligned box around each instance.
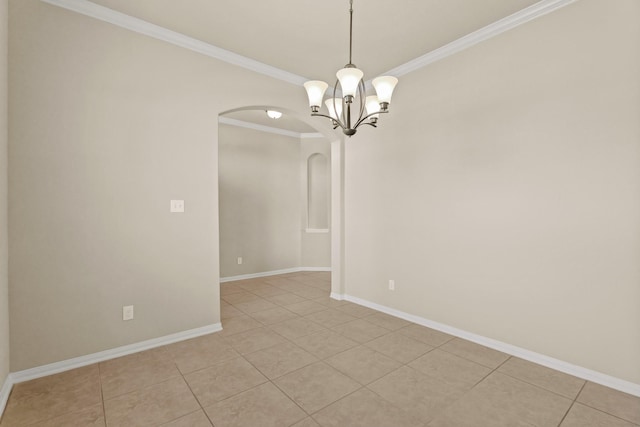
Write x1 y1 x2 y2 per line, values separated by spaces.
344 0 640 384
8 0 304 371
218 124 302 277
0 0 10 389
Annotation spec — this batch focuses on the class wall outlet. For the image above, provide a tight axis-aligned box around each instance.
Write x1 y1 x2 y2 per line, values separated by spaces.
170 200 185 213
123 305 134 321
388 280 395 291
237 257 243 265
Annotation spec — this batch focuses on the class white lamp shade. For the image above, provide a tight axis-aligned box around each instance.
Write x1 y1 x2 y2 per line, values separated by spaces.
372 76 398 104
325 98 343 120
304 80 329 108
365 95 380 118
336 67 364 98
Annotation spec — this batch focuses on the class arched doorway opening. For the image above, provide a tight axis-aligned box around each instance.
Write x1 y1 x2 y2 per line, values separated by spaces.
217 106 343 300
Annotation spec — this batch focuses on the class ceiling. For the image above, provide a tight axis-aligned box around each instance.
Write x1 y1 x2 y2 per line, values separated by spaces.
223 110 318 134
89 0 541 80
80 0 546 133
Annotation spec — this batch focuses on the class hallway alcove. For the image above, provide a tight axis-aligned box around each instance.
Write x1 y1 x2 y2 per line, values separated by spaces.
217 108 332 281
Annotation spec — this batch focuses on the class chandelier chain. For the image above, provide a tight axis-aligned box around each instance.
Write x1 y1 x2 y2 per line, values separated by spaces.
348 0 353 65
303 0 397 136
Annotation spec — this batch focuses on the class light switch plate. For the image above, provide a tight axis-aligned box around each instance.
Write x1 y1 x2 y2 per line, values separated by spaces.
170 200 184 213
123 305 134 321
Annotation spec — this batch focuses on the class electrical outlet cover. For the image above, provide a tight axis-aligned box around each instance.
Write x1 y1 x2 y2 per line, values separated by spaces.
123 305 134 321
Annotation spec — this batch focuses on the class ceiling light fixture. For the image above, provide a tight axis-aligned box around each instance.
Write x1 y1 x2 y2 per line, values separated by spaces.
303 0 398 137
266 110 283 119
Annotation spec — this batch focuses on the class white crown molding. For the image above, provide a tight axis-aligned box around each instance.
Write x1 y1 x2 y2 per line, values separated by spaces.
39 0 308 86
41 0 578 89
334 292 640 397
219 116 323 140
381 0 579 78
220 267 331 283
300 132 327 139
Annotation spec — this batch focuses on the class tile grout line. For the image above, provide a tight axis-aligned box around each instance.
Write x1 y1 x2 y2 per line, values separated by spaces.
304 312 472 425
570 380 640 426
416 351 515 424
230 277 470 427
178 360 218 426
451 342 639 423
98 363 108 426
222 278 333 424
197 275 572 427
496 364 586 402
13 273 633 426
4 274 328 426
555 381 586 427
359 340 436 426
422 335 585 411
225 276 387 424
11 366 109 426
226 298 329 424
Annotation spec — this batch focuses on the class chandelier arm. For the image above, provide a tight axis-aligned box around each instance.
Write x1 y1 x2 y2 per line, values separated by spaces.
356 79 366 122
353 109 389 129
332 79 344 126
305 0 397 137
311 112 347 131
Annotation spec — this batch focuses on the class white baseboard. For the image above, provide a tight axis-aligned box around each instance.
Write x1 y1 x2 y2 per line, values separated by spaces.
0 322 221 418
9 323 222 385
2 265 332 417
220 267 331 283
298 266 332 272
338 293 640 398
0 373 13 420
329 292 344 301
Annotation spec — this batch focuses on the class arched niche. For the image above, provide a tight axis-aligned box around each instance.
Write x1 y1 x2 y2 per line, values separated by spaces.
307 153 330 231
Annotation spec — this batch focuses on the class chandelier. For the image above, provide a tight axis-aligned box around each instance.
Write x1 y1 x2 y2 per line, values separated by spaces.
303 0 398 137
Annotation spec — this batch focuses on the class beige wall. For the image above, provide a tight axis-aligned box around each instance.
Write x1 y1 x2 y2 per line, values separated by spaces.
0 0 9 388
8 0 306 371
301 139 331 268
218 124 302 277
218 128 331 277
306 153 329 230
7 0 636 389
344 0 640 384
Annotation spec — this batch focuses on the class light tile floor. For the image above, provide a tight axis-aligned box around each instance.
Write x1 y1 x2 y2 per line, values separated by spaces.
1 272 639 426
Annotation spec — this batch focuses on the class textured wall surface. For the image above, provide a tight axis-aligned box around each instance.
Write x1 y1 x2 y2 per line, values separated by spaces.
0 0 10 390
7 0 639 388
218 124 302 277
8 0 306 370
344 0 640 383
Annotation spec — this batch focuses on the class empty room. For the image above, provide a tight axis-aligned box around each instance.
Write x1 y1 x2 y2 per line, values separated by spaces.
0 0 639 426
